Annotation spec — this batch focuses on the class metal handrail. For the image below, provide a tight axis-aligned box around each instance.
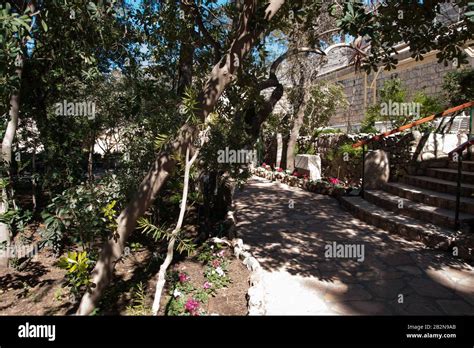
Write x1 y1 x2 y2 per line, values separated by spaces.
354 101 474 231
449 139 474 158
449 138 474 230
352 101 474 149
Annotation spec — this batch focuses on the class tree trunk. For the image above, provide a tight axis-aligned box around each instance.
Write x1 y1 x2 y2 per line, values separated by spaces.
286 90 310 172
0 55 23 268
77 0 287 315
32 145 37 212
151 147 199 315
88 131 95 182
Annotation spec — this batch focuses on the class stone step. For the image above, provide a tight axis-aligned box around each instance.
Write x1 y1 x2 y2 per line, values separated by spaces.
425 167 474 184
448 160 474 172
384 182 474 215
339 196 473 261
364 190 474 232
402 175 474 198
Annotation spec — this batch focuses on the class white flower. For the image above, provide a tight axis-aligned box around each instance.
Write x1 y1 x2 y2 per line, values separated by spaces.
216 267 225 277
173 289 182 298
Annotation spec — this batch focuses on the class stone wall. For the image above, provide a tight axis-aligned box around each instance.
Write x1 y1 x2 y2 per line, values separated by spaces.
319 50 474 130
293 131 468 184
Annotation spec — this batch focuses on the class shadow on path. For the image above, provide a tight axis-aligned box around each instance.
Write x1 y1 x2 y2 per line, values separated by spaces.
234 176 474 315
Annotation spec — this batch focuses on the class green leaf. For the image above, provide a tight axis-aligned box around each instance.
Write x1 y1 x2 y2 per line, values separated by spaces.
41 19 48 32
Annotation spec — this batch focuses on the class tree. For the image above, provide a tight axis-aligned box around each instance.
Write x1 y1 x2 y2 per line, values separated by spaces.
76 0 289 315
0 1 34 267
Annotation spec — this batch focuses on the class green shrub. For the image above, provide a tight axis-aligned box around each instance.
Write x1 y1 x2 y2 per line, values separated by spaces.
40 174 123 253
57 251 94 300
337 143 363 158
442 68 474 106
360 104 380 133
125 282 152 316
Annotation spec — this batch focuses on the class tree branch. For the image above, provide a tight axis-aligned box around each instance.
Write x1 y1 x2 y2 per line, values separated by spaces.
183 0 222 62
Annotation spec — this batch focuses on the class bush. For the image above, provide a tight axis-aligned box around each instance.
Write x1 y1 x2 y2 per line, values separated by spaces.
442 68 474 106
40 174 123 253
57 251 95 301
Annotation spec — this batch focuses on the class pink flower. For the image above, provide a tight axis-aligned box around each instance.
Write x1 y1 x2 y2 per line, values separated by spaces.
179 272 190 283
276 167 283 172
329 177 340 185
292 170 302 177
185 298 200 315
217 250 225 258
203 281 212 289
261 162 267 167
211 259 221 268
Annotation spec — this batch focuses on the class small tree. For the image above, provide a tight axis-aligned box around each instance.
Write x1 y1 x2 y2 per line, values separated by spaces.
442 68 474 106
287 81 348 160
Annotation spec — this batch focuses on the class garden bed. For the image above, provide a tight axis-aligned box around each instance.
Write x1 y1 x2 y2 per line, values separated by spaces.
0 228 249 316
253 164 359 198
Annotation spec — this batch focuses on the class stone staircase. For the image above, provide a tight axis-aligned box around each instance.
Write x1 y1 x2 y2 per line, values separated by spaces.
341 159 474 260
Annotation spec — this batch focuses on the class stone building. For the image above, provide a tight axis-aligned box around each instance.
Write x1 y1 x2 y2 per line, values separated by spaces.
318 43 474 132
271 3 474 133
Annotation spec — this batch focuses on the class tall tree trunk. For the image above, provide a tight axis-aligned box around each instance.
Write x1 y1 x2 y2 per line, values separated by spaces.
286 90 310 172
177 1 195 96
0 55 23 268
77 0 287 315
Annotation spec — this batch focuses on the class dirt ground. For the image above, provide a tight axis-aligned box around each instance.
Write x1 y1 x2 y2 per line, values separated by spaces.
0 233 250 316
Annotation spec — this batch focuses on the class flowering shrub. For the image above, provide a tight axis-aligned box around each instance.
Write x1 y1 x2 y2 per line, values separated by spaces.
166 270 198 315
202 242 231 292
166 242 232 315
184 298 200 316
252 167 358 197
292 170 303 178
179 272 190 283
204 263 230 291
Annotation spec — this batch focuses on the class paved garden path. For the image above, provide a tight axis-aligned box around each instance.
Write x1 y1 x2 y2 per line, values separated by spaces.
234 176 474 315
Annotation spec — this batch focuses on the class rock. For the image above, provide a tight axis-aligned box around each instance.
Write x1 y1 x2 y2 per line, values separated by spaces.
239 251 250 260
250 269 263 285
234 247 241 259
364 149 390 189
247 285 265 315
243 256 260 271
232 238 243 249
295 154 322 181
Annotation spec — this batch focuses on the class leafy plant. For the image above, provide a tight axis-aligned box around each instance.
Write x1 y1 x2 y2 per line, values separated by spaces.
442 68 474 106
40 175 123 252
0 208 32 236
57 251 95 300
138 218 195 256
360 104 380 133
204 263 230 291
125 282 152 316
166 296 186 316
196 242 223 264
